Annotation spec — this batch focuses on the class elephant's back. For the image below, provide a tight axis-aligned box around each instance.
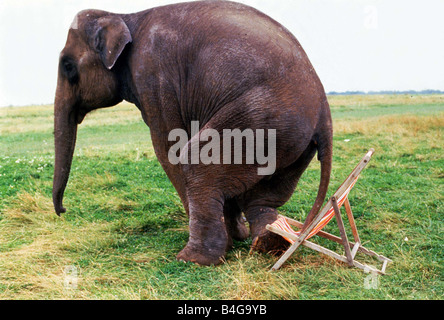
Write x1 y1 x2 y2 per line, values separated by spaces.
148 1 308 64
140 1 326 126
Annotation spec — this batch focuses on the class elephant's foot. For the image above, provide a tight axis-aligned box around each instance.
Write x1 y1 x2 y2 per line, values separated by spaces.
246 207 290 255
251 229 290 255
176 243 225 266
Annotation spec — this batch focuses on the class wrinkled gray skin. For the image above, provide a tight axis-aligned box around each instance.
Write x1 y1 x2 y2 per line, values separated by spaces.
53 1 332 266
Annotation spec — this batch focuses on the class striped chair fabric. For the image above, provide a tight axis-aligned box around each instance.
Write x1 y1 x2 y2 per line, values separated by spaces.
271 176 359 243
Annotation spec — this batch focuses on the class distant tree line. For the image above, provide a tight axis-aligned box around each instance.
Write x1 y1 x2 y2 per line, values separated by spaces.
327 90 444 95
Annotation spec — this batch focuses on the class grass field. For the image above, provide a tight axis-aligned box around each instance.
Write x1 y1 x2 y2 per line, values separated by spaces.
0 94 443 300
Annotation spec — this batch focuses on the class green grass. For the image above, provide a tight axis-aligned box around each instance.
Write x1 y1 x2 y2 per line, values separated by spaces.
0 95 443 299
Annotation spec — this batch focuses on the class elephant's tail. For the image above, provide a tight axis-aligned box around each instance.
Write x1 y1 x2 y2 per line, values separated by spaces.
301 109 333 232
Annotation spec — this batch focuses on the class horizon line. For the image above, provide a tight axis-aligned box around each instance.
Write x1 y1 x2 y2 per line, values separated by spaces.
1 89 444 108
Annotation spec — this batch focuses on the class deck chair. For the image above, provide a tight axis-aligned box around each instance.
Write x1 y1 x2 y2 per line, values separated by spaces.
266 148 392 274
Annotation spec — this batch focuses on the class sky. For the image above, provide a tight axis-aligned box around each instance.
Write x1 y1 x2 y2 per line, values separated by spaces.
0 0 443 106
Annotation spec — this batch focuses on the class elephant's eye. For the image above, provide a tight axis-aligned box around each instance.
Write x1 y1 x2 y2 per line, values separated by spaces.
64 62 73 72
61 57 78 84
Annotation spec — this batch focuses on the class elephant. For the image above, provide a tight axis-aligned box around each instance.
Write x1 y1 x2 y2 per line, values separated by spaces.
53 0 333 266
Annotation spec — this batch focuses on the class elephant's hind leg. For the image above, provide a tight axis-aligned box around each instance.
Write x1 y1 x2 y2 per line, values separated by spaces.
243 142 318 254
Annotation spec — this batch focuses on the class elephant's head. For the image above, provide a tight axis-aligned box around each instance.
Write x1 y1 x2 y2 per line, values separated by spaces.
53 10 132 215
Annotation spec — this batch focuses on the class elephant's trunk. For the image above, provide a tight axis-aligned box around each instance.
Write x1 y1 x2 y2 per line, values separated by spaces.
52 97 78 216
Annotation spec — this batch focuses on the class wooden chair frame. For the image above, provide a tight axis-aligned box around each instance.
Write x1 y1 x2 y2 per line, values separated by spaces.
266 149 392 274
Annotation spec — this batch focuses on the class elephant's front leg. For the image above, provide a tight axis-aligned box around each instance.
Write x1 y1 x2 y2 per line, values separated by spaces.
176 190 228 265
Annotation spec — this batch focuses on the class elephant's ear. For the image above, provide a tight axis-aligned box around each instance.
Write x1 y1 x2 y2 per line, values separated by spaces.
93 16 132 70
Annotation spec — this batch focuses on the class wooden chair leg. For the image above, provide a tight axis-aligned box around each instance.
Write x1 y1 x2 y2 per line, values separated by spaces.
332 197 354 266
351 242 361 259
344 197 361 244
